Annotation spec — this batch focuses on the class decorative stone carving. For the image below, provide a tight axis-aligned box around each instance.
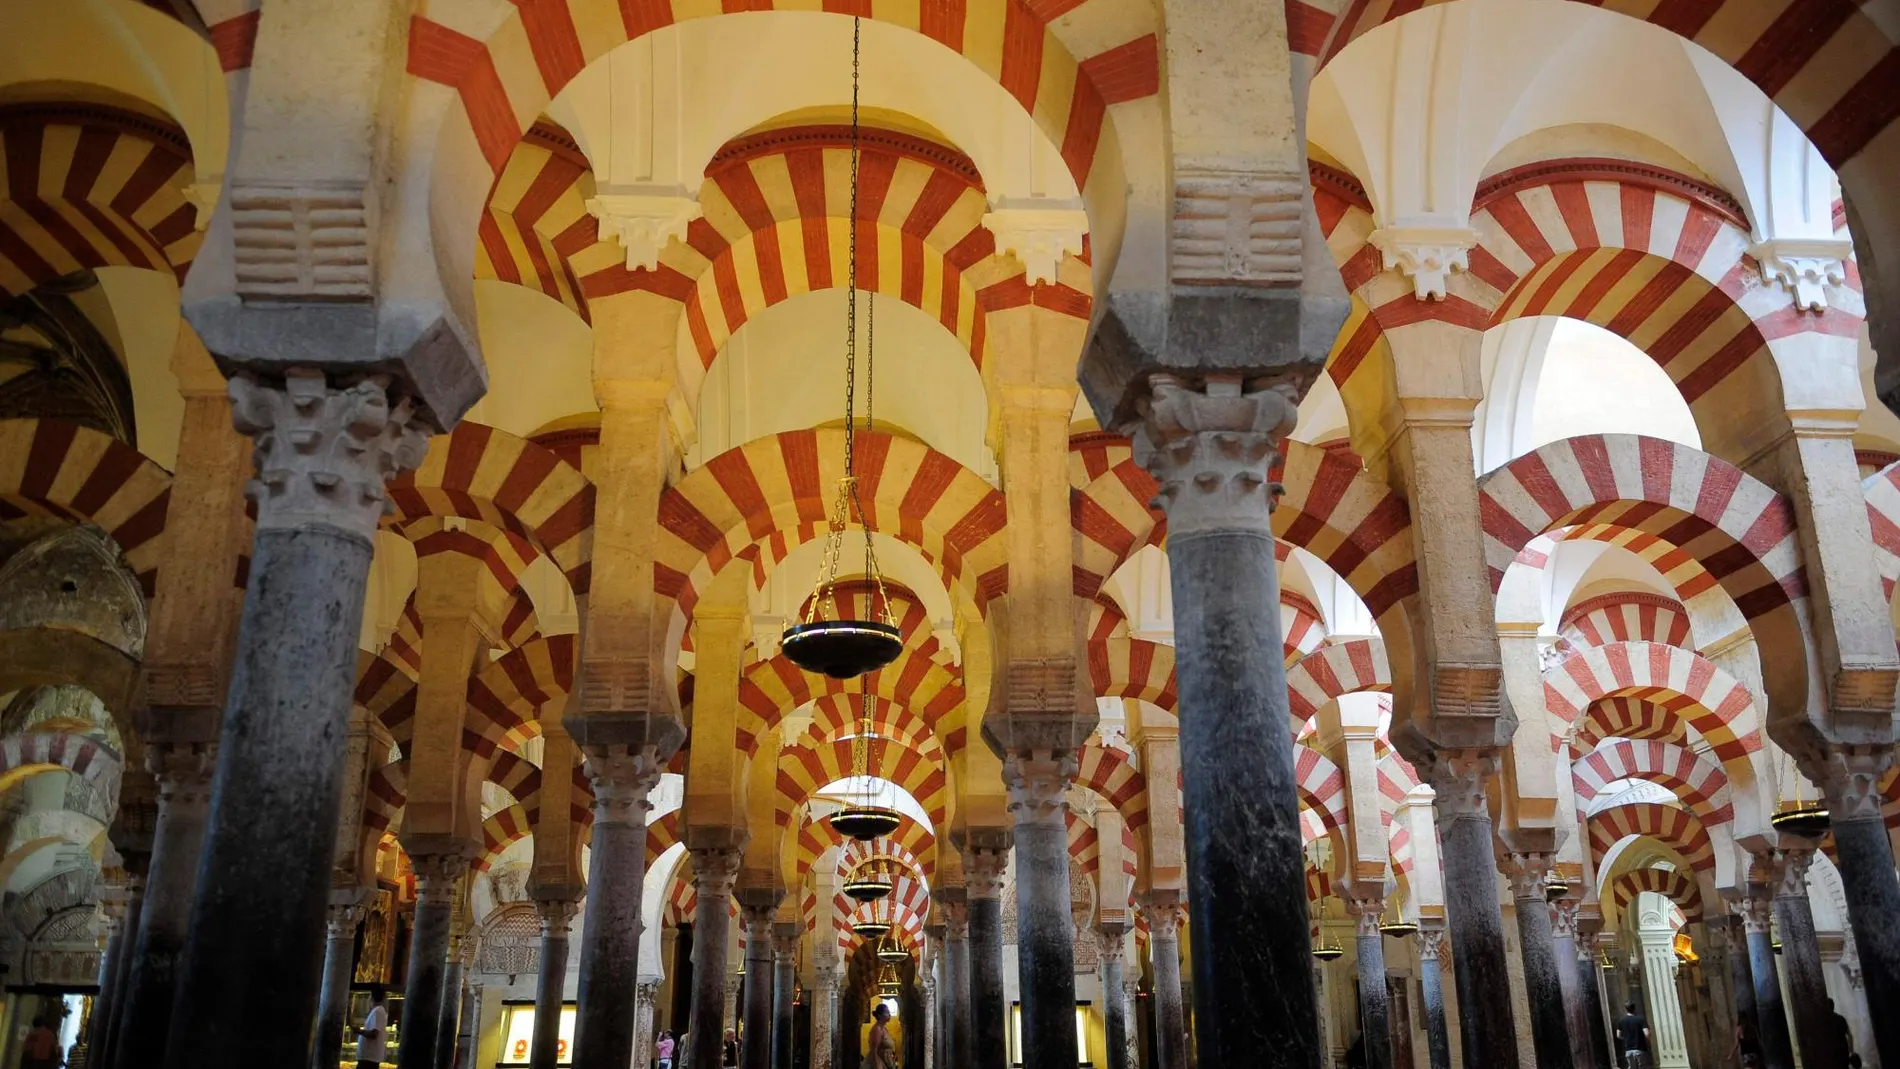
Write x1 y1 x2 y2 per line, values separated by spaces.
536 897 580 938
1504 852 1555 901
585 191 703 272
489 862 531 905
964 841 1009 901
229 181 372 299
1423 750 1498 818
326 900 365 939
689 845 744 900
147 740 216 823
1811 744 1894 822
227 369 429 542
981 203 1089 285
579 744 668 827
1418 924 1448 963
1128 373 1300 537
943 899 970 941
1732 888 1775 934
1136 894 1181 941
473 904 541 978
1368 226 1479 301
0 524 148 657
1171 166 1304 283
1001 749 1078 828
411 853 471 906
1748 238 1853 312
1551 898 1581 940
1344 889 1386 938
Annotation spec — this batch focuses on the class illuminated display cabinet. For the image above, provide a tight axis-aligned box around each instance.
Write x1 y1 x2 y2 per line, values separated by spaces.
1007 1002 1093 1067
496 1001 578 1067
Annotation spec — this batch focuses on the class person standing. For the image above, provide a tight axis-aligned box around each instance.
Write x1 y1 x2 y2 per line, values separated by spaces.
20 1015 61 1069
862 1005 897 1069
722 1027 739 1067
1615 1001 1651 1069
656 1029 677 1069
356 987 390 1069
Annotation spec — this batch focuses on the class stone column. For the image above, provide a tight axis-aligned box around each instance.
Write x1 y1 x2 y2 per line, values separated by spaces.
1551 899 1594 1069
1580 943 1613 1069
1765 848 1845 1069
531 897 580 1069
162 370 434 1068
90 891 132 1069
569 718 681 1069
113 740 215 1069
634 981 660 1068
685 843 744 1069
1736 887 1796 1069
1724 913 1762 1060
772 925 796 1069
1129 373 1320 1066
1418 924 1453 1069
741 903 776 1069
436 953 467 1069
1099 924 1131 1069
312 896 366 1069
920 968 938 1069
1505 855 1573 1069
1138 893 1188 1069
1344 890 1393 1069
1000 750 1080 1068
1636 924 1690 1068
1423 752 1521 1069
811 963 839 1069
1812 746 1900 1068
942 895 972 1069
398 855 470 1069
962 834 1010 1069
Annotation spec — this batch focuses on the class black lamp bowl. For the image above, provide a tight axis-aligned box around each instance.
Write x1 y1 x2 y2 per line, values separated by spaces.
1312 944 1345 962
782 619 903 679
878 982 902 998
1545 875 1570 903
1771 804 1830 839
843 877 894 903
1379 921 1420 938
877 946 909 963
829 805 903 842
852 921 893 939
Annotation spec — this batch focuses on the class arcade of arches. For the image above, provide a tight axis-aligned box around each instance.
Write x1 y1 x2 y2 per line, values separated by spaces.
5 1 1900 1068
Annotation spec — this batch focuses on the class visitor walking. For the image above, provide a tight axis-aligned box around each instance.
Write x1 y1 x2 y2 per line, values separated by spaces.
863 1004 897 1069
356 987 390 1069
1615 1001 1651 1069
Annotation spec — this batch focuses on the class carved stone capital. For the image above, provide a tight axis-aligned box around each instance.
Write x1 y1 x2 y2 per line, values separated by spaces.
1001 749 1079 829
227 368 429 542
1097 923 1127 966
943 898 970 941
1731 886 1775 933
578 743 668 828
1422 749 1498 819
1343 887 1386 939
1136 893 1182 941
1811 744 1895 823
585 190 703 272
1128 373 1299 537
146 740 216 823
1417 923 1448 962
536 897 581 937
1551 897 1581 940
962 836 1011 901
1504 852 1555 901
981 202 1089 286
1752 846 1814 899
689 845 745 901
1368 226 1479 301
412 853 472 905
739 900 778 938
326 900 366 937
1749 238 1853 312
773 923 799 961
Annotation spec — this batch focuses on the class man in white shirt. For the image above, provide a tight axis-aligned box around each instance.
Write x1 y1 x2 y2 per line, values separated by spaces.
355 987 389 1068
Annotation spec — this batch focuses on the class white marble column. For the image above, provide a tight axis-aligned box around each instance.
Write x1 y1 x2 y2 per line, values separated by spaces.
634 980 660 1068
811 964 839 1069
1637 925 1691 1068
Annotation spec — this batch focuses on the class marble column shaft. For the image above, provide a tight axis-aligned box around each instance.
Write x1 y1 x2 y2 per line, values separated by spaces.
685 845 743 1069
1346 895 1392 1069
1726 915 1761 1054
1816 747 1900 1068
1141 896 1189 1069
1578 947 1612 1069
91 893 134 1069
633 981 659 1069
435 958 466 1069
1134 376 1318 1068
771 930 795 1069
570 734 673 1069
1418 927 1453 1069
163 371 429 1069
1768 850 1845 1069
398 857 468 1069
103 883 143 1066
1506 858 1573 1069
1100 927 1131 1069
1738 890 1796 1069
531 899 580 1069
113 745 214 1069
943 899 971 1069
1426 754 1521 1069
1551 900 1594 1069
741 906 775 1069
965 841 1009 1069
312 900 365 1069
1004 752 1080 1069
810 966 838 1069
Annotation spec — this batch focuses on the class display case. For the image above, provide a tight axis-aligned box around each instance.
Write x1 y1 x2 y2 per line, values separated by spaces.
496 1000 577 1067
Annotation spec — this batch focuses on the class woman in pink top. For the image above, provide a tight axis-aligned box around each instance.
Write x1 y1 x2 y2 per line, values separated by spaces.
656 1029 677 1069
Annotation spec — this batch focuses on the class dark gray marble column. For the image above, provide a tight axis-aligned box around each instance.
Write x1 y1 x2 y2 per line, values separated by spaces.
1506 856 1573 1069
1418 924 1452 1069
741 902 776 1069
101 878 143 1068
1002 752 1079 1069
1726 913 1762 1059
435 957 466 1069
1139 894 1188 1069
1423 753 1520 1069
398 855 469 1069
113 740 214 1069
1131 374 1318 1068
1345 893 1392 1069
684 841 743 1069
942 895 971 1069
1579 939 1613 1069
1769 849 1845 1069
531 897 580 1069
772 925 796 1069
91 881 139 1069
162 370 433 1069
312 896 366 1069
1816 746 1900 1068
1551 898 1594 1069
963 835 1009 1069
1737 888 1795 1069
1100 924 1131 1069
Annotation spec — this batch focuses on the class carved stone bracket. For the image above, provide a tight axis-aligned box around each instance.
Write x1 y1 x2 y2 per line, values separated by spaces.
228 368 429 542
1001 749 1079 829
229 181 371 300
585 190 703 272
1128 373 1299 538
1368 226 1479 301
981 202 1089 286
1749 238 1854 312
1171 166 1304 284
962 834 1011 901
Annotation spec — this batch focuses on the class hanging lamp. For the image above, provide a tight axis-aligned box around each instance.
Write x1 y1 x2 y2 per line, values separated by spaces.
843 859 895 903
1544 873 1571 903
780 15 902 682
827 690 903 842
1771 776 1829 839
852 918 894 940
877 936 910 964
1377 903 1419 939
1312 891 1345 961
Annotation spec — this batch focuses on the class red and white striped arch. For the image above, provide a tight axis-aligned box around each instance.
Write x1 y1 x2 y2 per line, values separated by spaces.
835 872 932 951
1087 637 1177 712
0 733 119 792
792 806 937 883
1543 641 1762 773
1559 591 1693 652
1576 696 1693 754
1572 738 1734 826
475 124 620 322
1285 637 1391 734
1588 800 1716 874
736 650 964 753
1074 740 1148 830
1862 458 1900 606
793 694 945 763
0 419 173 594
773 735 949 831
1607 865 1705 925
465 635 579 757
1282 590 1330 666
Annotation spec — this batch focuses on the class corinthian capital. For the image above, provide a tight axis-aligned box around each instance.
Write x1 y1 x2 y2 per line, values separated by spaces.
1126 373 1299 537
572 714 686 827
1136 892 1182 940
689 845 745 900
227 369 429 542
1002 749 1079 828
1421 749 1498 819
961 833 1012 901
1812 744 1894 824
